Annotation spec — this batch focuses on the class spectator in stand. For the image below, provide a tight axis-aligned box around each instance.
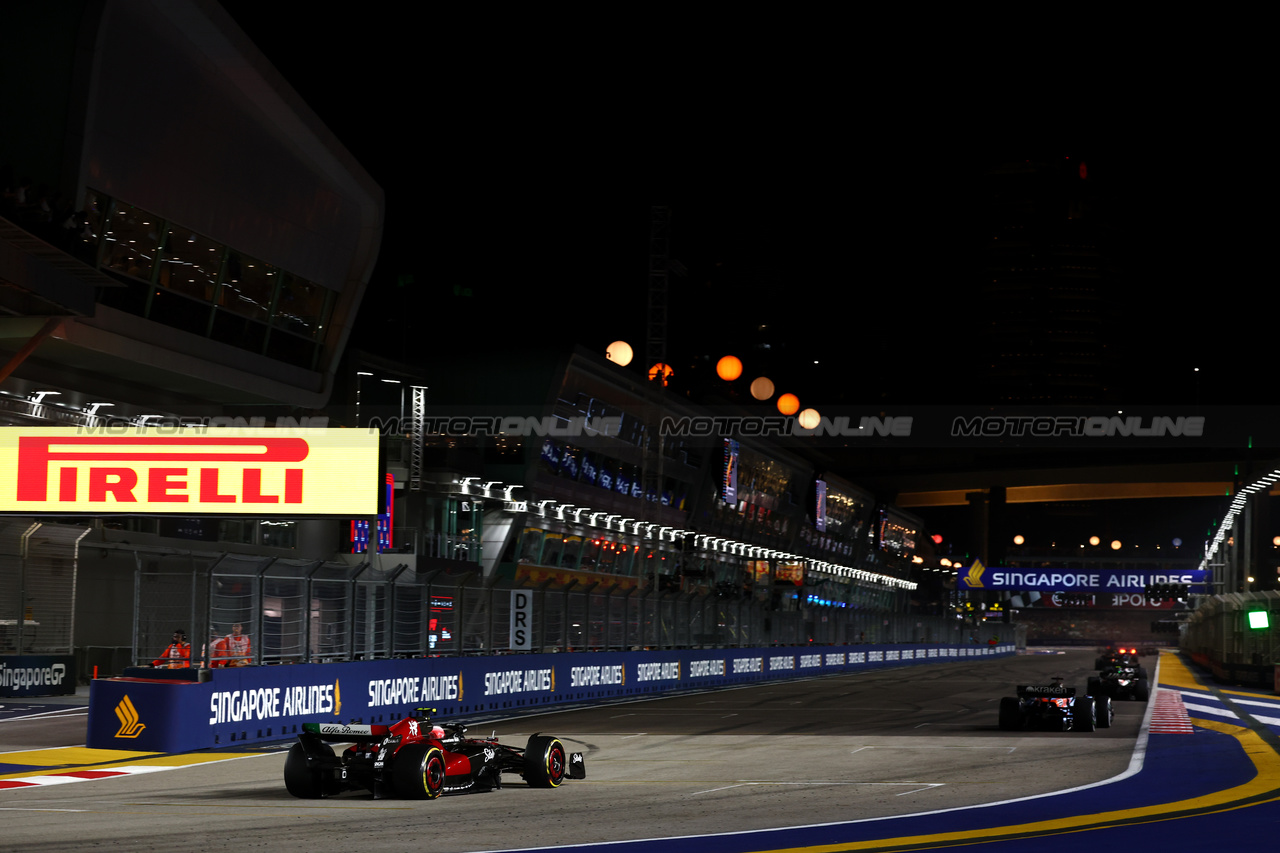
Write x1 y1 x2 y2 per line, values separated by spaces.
153 629 191 668
222 622 251 667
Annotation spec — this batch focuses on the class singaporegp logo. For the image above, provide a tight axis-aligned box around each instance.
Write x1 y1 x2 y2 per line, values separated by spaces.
16 435 308 507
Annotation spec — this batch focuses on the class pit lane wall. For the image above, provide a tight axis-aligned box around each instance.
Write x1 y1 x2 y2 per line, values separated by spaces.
87 642 1015 752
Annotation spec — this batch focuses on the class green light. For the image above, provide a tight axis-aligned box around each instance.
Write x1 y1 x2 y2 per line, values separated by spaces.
1247 611 1270 630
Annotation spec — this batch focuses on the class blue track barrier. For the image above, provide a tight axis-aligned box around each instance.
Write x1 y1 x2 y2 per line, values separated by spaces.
87 642 1015 752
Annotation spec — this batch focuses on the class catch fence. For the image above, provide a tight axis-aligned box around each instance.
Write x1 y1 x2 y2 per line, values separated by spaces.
128 554 1008 668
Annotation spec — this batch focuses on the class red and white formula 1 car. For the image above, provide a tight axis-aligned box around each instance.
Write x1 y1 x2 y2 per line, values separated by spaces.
284 708 585 799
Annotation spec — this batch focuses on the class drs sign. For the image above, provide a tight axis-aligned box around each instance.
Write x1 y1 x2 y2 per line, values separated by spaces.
510 590 533 651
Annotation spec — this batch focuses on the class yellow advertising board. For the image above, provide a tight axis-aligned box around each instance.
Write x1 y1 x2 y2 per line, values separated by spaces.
0 427 379 515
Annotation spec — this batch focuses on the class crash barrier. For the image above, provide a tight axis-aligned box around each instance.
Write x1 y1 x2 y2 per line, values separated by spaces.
0 654 76 698
1181 591 1280 689
1186 653 1278 690
87 641 1016 752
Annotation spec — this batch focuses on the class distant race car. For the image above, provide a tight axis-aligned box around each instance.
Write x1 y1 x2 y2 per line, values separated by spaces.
999 684 1113 732
284 708 585 799
1094 647 1148 678
1088 665 1150 701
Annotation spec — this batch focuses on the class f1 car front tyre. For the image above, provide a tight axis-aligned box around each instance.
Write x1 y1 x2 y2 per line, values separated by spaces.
524 735 567 788
1074 696 1096 732
284 741 333 798
393 743 446 799
998 697 1022 731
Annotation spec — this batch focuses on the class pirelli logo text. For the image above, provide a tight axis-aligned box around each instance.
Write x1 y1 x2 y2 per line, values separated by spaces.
2 428 380 515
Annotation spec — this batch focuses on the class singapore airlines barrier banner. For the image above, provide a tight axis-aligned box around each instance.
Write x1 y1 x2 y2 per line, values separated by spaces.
87 642 1014 752
956 561 1210 593
0 427 379 515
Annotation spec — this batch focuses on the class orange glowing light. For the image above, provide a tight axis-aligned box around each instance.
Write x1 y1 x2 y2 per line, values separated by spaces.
750 376 774 400
716 355 743 381
648 362 674 386
777 393 800 416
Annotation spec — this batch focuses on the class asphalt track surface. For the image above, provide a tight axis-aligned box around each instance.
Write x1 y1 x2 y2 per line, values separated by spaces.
0 649 1277 852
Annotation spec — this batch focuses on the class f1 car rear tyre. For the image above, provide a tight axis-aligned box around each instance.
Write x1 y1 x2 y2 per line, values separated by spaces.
1135 679 1150 702
1074 696 1096 732
1095 695 1113 728
284 741 333 798
998 697 1022 731
393 744 446 799
524 735 567 788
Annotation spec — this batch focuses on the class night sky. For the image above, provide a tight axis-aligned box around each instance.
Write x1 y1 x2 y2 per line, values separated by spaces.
216 5 1272 560
217 3 1262 410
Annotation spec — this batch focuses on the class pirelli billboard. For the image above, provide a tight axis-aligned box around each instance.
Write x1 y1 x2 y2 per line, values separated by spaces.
0 427 380 516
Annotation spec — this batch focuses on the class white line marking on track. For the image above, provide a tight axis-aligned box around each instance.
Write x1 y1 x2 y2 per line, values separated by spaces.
850 746 1016 753
1182 701 1280 727
688 781 945 796
0 709 89 723
1181 690 1280 707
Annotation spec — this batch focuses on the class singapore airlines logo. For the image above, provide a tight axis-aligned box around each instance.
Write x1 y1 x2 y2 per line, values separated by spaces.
962 559 987 589
114 695 146 738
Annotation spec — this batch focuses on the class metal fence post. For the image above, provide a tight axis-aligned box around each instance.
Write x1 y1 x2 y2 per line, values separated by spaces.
482 572 501 653
255 558 278 664
301 560 325 663
386 563 409 657
131 551 141 665
580 581 599 651
453 570 477 656
348 562 369 660
560 579 578 653
600 583 619 651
